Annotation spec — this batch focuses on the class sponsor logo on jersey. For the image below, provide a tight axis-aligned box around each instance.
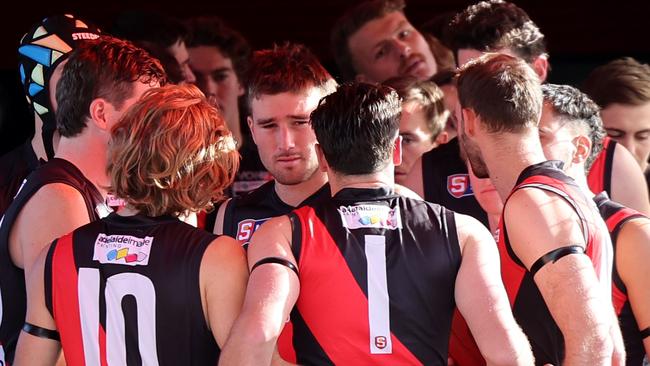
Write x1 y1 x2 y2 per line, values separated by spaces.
72 32 100 41
375 336 387 349
93 234 152 266
236 218 270 242
338 204 402 230
447 174 474 198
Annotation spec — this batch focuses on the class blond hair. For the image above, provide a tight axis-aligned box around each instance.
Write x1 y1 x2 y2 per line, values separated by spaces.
107 84 239 217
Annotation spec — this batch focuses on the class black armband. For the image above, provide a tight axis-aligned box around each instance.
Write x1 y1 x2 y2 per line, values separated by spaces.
251 257 299 277
530 245 585 276
640 326 650 339
22 322 60 341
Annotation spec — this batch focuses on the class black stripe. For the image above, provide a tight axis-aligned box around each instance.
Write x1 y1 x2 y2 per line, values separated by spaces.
44 239 58 317
530 245 585 276
22 322 59 341
251 257 299 277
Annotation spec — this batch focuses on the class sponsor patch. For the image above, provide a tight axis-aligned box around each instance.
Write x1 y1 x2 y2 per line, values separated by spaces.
93 233 152 266
236 218 270 242
338 204 402 230
447 174 474 198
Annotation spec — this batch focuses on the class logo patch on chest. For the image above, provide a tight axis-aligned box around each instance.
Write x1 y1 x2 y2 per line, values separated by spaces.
93 234 153 266
236 218 270 242
338 204 402 230
447 174 474 198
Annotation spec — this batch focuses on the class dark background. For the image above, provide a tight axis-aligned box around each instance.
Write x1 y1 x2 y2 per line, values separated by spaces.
1 0 648 156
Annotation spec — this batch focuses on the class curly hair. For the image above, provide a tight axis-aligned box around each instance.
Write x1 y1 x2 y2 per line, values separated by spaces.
448 0 546 63
542 83 605 172
107 84 239 217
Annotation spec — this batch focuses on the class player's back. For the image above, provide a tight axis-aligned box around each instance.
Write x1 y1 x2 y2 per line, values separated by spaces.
288 187 461 365
45 213 220 366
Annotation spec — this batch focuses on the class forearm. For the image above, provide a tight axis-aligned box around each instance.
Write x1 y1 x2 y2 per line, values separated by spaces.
219 316 281 366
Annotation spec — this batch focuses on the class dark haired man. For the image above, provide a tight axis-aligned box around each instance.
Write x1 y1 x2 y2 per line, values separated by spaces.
220 82 533 365
330 0 437 83
456 53 623 365
0 36 164 364
540 83 650 365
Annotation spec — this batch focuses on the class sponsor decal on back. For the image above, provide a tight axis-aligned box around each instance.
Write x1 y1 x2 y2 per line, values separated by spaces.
338 204 402 230
93 234 153 266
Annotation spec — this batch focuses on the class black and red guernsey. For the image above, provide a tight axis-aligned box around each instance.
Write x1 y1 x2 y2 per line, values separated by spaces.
594 192 647 366
287 187 461 365
587 136 616 196
44 213 220 366
0 158 105 365
497 161 613 366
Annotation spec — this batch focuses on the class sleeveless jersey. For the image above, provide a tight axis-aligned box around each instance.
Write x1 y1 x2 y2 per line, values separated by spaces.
587 137 616 196
0 141 39 217
497 161 613 365
222 180 330 246
594 192 647 366
45 213 219 366
421 138 489 229
0 158 105 365
288 187 462 365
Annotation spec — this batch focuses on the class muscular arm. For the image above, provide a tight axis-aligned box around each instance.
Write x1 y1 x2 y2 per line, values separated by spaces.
10 183 92 275
506 188 621 365
610 144 650 216
14 245 61 366
200 235 248 348
212 198 231 236
453 213 534 366
219 216 299 366
616 218 650 358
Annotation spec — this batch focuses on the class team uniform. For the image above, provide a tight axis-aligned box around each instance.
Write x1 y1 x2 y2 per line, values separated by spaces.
0 141 39 216
45 213 220 366
498 161 613 365
0 158 107 364
284 187 461 365
222 180 330 246
587 136 616 196
594 192 648 366
421 138 489 228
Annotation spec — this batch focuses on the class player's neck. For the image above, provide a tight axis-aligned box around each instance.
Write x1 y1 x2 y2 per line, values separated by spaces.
274 170 328 207
328 167 395 196
565 164 595 198
55 134 108 198
485 133 546 200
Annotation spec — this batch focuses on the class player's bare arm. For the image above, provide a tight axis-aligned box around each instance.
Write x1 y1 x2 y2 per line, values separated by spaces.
219 215 299 366
506 188 621 365
454 212 534 366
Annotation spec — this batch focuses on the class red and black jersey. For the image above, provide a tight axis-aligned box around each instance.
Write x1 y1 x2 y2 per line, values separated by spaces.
222 180 330 246
0 141 39 217
421 138 489 229
0 158 105 365
497 161 613 366
45 213 219 366
287 187 461 365
594 192 647 366
587 137 616 196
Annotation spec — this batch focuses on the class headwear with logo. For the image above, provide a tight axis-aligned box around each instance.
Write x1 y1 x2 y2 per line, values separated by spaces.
18 14 100 159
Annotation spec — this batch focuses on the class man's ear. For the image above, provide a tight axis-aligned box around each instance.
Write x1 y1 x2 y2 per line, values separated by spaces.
315 143 329 172
532 55 549 83
573 135 592 165
237 80 245 97
393 135 403 166
462 108 479 137
247 116 256 144
355 73 369 83
89 98 109 131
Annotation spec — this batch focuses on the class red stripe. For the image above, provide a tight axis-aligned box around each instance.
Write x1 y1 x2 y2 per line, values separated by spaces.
587 137 610 194
294 206 421 365
605 208 641 233
448 309 486 366
277 321 296 362
52 233 86 366
99 325 107 366
497 218 526 307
